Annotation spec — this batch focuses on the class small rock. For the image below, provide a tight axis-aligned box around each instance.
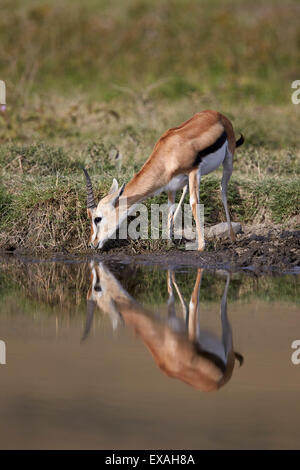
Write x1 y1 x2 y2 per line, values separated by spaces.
205 222 242 240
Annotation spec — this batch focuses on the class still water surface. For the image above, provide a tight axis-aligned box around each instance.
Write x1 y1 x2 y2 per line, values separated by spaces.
0 259 299 449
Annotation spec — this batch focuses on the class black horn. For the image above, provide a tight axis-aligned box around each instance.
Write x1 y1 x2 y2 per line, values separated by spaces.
83 168 96 209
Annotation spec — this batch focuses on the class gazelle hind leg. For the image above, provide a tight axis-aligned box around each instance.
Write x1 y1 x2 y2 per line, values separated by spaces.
189 169 204 251
220 272 233 358
221 150 236 242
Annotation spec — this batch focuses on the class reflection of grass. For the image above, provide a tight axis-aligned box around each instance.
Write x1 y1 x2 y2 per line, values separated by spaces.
133 268 300 306
0 262 89 314
0 264 298 322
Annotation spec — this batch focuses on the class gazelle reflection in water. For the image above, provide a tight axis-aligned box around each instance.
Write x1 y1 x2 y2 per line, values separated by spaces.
83 263 243 391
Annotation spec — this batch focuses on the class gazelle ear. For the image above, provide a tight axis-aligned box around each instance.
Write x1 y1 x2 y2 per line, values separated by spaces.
111 183 125 207
109 178 119 195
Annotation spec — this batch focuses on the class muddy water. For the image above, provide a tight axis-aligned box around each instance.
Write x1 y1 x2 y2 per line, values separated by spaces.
0 259 299 449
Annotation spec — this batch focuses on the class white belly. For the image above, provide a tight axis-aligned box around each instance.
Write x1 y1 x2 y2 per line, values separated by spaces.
157 174 188 195
199 140 227 175
198 331 227 364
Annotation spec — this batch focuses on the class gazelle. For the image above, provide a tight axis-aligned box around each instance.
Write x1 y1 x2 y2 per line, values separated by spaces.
84 110 244 251
83 262 243 391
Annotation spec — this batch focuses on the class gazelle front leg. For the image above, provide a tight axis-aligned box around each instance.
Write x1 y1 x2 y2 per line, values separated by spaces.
221 150 236 242
167 270 187 332
166 185 189 242
167 191 176 241
167 270 176 317
170 271 188 322
189 169 204 251
173 184 188 225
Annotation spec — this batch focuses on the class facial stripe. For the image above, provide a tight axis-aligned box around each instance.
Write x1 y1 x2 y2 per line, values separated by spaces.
89 221 95 243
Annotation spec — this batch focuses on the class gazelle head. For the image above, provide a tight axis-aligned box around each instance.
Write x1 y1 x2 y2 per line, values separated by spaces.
83 169 125 249
82 261 125 341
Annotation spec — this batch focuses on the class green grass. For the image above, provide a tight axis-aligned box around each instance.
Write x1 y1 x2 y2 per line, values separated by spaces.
1 0 299 104
0 164 299 252
0 103 299 251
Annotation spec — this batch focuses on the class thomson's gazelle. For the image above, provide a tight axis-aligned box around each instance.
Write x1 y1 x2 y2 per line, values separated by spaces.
84 110 244 250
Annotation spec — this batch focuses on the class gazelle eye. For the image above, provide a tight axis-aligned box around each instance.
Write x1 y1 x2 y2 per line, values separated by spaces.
94 217 102 224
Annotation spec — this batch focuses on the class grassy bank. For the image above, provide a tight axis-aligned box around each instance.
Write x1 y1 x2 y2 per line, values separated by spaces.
0 98 299 252
0 0 299 252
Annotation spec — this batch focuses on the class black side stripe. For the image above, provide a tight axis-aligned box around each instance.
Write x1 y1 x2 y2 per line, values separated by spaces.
193 130 227 167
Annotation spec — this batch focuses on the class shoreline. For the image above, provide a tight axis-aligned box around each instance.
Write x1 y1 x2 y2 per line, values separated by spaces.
1 226 299 274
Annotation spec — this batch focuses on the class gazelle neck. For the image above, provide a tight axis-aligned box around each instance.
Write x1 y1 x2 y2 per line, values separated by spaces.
120 154 168 207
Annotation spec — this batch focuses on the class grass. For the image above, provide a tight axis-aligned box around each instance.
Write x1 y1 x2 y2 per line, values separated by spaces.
0 168 299 252
0 100 299 252
0 0 299 252
1 0 299 104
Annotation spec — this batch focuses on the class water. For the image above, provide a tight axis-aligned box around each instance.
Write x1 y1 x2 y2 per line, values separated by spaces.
0 259 299 449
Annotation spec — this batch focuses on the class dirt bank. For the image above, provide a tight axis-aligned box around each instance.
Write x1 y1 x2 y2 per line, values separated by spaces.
2 225 299 274
92 225 300 273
